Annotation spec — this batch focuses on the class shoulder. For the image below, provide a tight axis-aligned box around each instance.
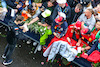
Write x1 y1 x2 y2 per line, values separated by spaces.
65 2 70 7
42 2 48 8
90 15 96 23
81 13 85 16
79 13 85 18
63 21 68 26
63 21 67 24
56 4 60 10
66 4 70 9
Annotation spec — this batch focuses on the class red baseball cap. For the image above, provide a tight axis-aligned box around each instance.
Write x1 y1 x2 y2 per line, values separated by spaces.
55 16 64 23
74 21 82 30
81 28 91 35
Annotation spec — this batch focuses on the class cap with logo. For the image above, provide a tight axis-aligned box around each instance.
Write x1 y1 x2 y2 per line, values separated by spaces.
74 21 82 30
81 28 91 35
55 12 66 23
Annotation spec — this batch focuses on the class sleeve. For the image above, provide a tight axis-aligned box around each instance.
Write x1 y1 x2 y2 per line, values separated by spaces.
51 21 56 33
45 16 52 25
67 0 73 8
66 6 71 19
78 14 84 22
38 13 43 20
91 1 96 8
88 18 96 31
6 0 17 9
51 5 58 20
32 8 41 19
60 22 68 37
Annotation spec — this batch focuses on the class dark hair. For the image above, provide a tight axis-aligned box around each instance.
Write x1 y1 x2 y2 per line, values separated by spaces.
16 15 24 22
76 3 83 10
50 0 56 5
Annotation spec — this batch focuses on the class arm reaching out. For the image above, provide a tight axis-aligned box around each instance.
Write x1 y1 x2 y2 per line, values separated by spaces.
28 17 39 25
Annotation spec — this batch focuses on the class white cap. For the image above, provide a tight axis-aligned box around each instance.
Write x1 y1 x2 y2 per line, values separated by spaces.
59 12 66 20
56 0 66 4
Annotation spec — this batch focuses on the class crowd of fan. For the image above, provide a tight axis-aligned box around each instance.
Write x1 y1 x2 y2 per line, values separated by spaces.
1 0 100 66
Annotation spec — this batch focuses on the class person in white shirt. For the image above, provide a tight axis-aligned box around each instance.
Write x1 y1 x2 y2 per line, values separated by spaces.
78 9 96 31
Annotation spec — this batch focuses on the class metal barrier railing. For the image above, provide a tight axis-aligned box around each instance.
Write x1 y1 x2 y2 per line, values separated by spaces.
0 20 40 54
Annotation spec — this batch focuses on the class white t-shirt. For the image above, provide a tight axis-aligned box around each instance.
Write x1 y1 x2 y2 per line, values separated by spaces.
78 13 96 31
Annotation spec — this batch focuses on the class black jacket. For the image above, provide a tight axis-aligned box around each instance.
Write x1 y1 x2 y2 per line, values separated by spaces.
6 0 17 9
68 8 83 25
7 20 19 45
91 0 100 8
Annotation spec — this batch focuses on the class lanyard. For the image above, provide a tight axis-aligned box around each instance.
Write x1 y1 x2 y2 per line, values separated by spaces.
56 5 68 19
58 5 68 13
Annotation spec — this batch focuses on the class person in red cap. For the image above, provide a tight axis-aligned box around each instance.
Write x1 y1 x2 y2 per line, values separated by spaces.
80 28 95 51
80 28 96 59
45 13 68 46
52 16 68 38
64 21 83 47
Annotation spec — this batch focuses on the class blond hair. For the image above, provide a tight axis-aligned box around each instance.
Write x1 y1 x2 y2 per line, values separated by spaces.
87 9 94 14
